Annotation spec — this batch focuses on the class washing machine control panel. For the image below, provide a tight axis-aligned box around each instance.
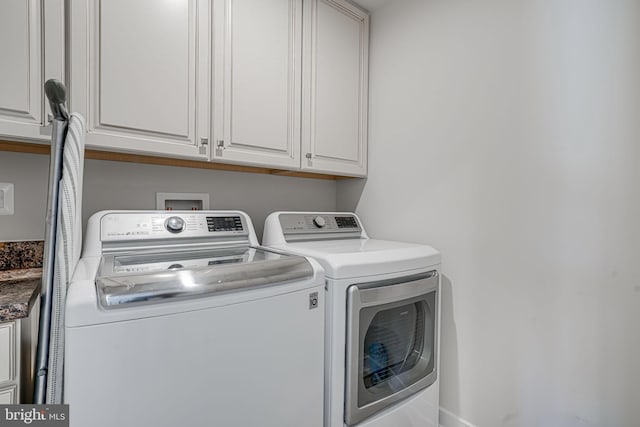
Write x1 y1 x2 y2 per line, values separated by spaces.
100 212 248 242
279 213 362 240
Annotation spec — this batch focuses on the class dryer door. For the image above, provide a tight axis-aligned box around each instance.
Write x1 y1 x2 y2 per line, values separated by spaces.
345 271 439 425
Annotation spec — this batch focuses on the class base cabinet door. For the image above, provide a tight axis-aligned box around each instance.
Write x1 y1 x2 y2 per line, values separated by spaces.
0 0 64 143
0 386 16 404
70 0 210 160
212 0 302 169
0 321 19 404
302 0 369 177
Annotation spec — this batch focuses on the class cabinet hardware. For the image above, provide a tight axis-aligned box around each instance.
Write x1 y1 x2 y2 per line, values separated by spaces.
217 140 225 149
305 153 312 159
199 138 209 155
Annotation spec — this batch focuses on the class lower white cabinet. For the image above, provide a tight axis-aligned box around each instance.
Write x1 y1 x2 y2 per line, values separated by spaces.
0 321 20 404
0 298 39 404
0 386 17 404
302 0 369 177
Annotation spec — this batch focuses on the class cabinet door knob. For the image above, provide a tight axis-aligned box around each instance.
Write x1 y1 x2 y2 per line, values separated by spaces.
305 153 312 159
217 140 225 148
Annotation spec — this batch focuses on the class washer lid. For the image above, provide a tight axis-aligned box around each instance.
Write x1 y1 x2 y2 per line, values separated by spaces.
270 239 441 279
96 247 313 309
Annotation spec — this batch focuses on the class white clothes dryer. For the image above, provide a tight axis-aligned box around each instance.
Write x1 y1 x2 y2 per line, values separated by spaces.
263 212 442 427
65 210 325 427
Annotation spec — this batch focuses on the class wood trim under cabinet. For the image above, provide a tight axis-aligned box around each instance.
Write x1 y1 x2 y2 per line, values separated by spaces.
0 140 352 180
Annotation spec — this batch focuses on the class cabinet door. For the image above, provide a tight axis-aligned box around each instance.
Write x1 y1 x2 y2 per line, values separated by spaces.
213 0 302 169
0 0 64 142
302 0 369 177
0 386 16 404
70 0 210 159
0 322 16 385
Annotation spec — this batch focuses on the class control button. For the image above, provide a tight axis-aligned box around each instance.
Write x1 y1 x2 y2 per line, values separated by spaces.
313 216 326 228
165 216 185 233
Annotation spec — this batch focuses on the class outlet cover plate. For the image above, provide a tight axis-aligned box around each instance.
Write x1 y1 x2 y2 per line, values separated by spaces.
0 183 14 215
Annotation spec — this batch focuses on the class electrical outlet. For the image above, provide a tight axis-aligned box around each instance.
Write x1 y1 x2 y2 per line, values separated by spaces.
0 183 14 215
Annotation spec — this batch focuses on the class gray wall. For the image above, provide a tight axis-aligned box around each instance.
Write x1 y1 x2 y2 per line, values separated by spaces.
0 151 337 242
339 0 640 426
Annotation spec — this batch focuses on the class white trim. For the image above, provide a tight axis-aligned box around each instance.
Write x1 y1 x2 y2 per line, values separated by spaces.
439 407 478 427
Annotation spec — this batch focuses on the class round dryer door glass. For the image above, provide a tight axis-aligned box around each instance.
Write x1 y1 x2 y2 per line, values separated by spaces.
358 297 435 405
362 302 432 390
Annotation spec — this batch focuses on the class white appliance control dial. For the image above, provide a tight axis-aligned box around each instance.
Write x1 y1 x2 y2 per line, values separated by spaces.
165 216 186 233
313 216 326 228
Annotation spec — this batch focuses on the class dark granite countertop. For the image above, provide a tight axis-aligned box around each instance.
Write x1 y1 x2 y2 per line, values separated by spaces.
0 241 43 322
0 241 44 270
0 268 41 322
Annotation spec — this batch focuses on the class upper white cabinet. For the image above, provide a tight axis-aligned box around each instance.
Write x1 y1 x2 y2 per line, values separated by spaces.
302 0 369 177
61 0 369 176
212 0 303 169
212 0 368 176
0 0 65 142
2 0 368 176
69 0 210 159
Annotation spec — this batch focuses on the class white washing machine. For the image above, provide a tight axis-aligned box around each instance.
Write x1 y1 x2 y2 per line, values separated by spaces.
65 210 325 427
263 212 441 427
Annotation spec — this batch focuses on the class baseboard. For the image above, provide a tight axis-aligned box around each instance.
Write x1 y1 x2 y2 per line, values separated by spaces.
439 407 478 427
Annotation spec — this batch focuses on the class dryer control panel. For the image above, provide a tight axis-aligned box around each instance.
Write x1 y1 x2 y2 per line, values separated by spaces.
278 213 363 241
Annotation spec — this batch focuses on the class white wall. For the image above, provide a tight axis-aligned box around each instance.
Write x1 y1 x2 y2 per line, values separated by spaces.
338 0 640 426
0 151 337 241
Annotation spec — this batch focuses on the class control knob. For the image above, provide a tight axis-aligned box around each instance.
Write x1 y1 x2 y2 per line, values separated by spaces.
312 216 326 228
165 216 185 233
